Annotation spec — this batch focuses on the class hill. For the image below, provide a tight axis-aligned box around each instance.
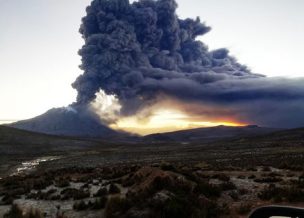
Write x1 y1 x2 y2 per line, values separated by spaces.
144 125 282 142
0 125 103 176
0 125 100 154
230 127 304 144
0 125 91 145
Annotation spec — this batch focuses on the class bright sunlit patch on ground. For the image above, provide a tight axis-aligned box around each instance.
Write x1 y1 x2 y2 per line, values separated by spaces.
111 109 244 135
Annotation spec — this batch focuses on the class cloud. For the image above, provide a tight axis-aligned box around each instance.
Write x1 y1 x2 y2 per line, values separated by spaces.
72 0 304 128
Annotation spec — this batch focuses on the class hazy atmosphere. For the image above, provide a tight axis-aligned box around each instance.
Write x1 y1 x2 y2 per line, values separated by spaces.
1 1 304 217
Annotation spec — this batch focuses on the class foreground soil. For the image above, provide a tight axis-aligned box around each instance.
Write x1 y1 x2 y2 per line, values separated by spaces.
1 162 304 218
1 127 304 217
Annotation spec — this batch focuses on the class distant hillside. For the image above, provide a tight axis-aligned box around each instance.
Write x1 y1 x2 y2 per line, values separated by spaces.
144 125 283 142
8 107 123 138
231 127 304 144
0 125 100 154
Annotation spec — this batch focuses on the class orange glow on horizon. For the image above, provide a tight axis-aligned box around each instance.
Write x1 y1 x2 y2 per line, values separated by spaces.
110 109 246 135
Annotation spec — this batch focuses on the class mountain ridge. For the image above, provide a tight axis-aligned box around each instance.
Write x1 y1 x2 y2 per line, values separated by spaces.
144 125 283 142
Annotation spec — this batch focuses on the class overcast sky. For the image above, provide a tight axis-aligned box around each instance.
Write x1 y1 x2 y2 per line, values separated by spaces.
0 0 303 121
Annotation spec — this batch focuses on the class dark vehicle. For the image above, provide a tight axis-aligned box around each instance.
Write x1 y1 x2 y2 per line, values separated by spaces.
249 205 304 218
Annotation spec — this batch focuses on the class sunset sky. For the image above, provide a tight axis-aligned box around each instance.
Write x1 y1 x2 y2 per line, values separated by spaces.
1 0 304 134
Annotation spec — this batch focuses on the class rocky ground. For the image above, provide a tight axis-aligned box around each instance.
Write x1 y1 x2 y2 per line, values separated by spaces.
1 162 304 218
1 127 304 217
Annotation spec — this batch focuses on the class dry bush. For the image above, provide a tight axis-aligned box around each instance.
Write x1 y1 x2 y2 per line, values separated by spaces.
194 182 222 199
254 177 282 183
73 200 88 211
258 184 304 202
4 204 43 218
55 178 70 188
237 203 252 215
61 188 90 200
105 197 130 218
109 183 120 194
94 187 108 197
212 174 230 182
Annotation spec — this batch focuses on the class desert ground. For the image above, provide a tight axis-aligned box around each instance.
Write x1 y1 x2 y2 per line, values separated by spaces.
0 126 304 217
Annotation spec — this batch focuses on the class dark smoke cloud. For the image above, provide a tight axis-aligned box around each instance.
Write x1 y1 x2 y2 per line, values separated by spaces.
72 0 304 128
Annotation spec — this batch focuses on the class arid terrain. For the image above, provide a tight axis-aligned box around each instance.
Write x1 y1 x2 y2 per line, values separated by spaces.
0 126 304 217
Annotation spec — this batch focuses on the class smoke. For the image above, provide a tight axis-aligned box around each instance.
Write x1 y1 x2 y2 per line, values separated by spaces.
72 0 304 128
90 90 121 124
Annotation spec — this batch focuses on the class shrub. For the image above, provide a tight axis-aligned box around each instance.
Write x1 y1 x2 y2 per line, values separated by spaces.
161 197 189 218
94 187 108 197
295 177 304 188
239 188 248 195
220 181 236 191
258 184 282 201
229 191 239 201
121 174 135 187
262 166 271 172
3 204 23 218
237 203 252 215
160 163 175 171
73 200 88 211
109 183 120 194
50 194 61 200
266 172 283 177
248 174 256 179
258 184 304 202
105 197 130 218
26 207 44 218
194 182 222 198
4 204 43 218
47 188 57 195
237 175 246 179
2 194 14 205
254 177 282 183
285 186 304 202
32 178 52 190
196 199 221 218
61 188 90 200
91 196 108 210
212 174 230 182
55 178 70 188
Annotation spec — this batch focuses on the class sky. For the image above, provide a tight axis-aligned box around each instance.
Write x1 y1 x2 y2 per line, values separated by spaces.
0 0 304 123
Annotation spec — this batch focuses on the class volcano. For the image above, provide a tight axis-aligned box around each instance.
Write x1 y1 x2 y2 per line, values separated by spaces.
8 107 123 138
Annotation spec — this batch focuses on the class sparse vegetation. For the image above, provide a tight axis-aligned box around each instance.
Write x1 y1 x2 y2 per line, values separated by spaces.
105 197 130 218
4 204 43 218
258 183 304 202
73 200 88 211
108 183 120 194
55 178 70 188
1 126 304 218
194 182 222 198
61 188 90 200
237 203 252 215
94 187 108 197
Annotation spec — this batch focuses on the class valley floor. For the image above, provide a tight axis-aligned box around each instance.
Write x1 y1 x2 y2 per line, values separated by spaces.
1 162 304 218
0 132 304 217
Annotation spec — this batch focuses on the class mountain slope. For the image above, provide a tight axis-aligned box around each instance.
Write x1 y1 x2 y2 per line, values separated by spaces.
0 125 105 159
0 125 88 145
8 107 121 138
144 125 283 142
231 127 304 143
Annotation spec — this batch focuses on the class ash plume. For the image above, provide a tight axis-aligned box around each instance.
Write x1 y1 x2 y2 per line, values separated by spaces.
72 0 304 128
